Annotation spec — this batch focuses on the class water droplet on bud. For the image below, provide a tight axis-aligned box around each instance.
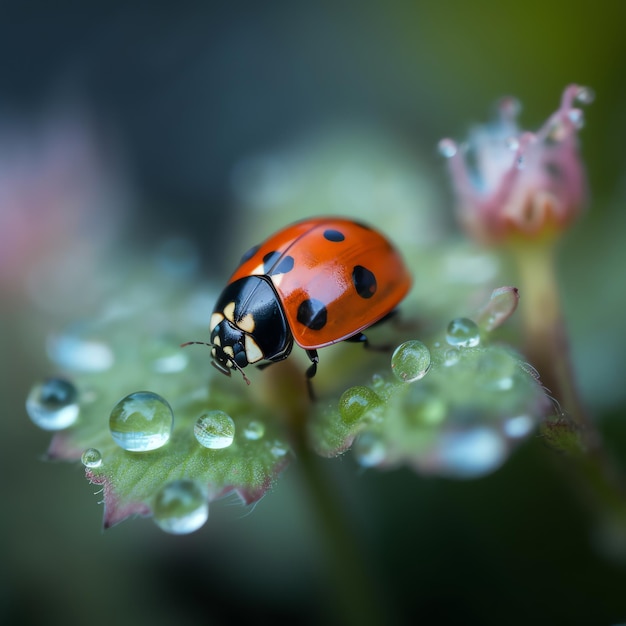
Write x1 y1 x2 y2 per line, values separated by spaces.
438 138 458 158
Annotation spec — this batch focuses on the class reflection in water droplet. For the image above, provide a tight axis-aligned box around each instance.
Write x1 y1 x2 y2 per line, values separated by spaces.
339 386 381 425
109 391 174 452
26 378 80 431
194 411 235 449
436 428 507 478
437 138 458 158
354 432 386 467
446 318 480 348
47 329 114 373
153 479 208 535
243 420 265 441
81 448 103 468
391 340 431 383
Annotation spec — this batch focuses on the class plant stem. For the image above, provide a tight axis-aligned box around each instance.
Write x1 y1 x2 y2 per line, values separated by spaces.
512 242 592 437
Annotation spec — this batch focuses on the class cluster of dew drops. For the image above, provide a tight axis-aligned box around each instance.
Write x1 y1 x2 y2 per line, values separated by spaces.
26 303 533 531
25 376 279 534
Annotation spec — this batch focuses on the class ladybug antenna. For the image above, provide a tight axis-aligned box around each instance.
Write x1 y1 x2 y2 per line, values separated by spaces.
181 341 251 385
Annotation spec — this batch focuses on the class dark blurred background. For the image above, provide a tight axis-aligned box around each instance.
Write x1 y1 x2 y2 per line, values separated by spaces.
2 2 626 625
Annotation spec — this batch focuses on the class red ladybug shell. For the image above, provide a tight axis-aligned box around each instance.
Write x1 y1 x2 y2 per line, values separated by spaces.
228 217 412 349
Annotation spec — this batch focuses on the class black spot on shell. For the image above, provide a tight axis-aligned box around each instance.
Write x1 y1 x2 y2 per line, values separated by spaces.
297 298 328 330
263 251 295 275
239 244 260 265
352 265 377 299
323 229 345 242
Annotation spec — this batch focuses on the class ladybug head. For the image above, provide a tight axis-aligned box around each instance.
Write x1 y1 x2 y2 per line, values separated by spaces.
207 313 255 385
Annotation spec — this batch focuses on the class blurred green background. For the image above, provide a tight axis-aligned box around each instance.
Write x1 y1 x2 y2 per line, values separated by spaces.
2 2 626 624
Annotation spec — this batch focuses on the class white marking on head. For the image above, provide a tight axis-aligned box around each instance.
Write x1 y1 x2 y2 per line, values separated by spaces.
210 312 224 332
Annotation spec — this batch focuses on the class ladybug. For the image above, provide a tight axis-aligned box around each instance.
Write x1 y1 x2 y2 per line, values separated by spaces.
185 217 411 393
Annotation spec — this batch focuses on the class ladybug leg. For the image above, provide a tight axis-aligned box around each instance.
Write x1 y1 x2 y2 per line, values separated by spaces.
305 349 319 401
345 331 389 352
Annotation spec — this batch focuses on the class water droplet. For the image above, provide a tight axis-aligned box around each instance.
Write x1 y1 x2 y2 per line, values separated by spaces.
270 440 289 457
505 136 520 151
391 340 431 383
567 108 584 129
436 427 508 478
109 391 174 452
446 318 480 348
354 432 386 467
194 410 235 449
339 386 382 425
81 448 103 468
443 347 460 367
153 479 208 535
47 327 114 373
26 378 80 431
437 138 458 158
243 420 265 441
503 415 535 439
575 85 595 105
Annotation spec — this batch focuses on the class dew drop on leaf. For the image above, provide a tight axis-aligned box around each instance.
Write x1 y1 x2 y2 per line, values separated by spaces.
194 410 235 449
391 340 431 383
109 391 174 452
243 420 265 441
353 432 386 467
81 448 103 468
26 378 80 431
446 318 480 348
153 479 208 535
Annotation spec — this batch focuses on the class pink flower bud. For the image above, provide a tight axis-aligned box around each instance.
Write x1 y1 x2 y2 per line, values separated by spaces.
440 85 592 244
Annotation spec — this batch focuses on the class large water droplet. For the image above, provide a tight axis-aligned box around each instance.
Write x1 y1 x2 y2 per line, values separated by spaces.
109 391 174 452
391 340 431 382
339 386 382 425
243 420 265 441
81 448 103 468
437 138 458 158
26 378 80 430
153 479 208 535
446 318 480 348
194 410 235 449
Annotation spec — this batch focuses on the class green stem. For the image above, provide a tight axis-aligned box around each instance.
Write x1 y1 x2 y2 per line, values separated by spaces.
512 242 591 435
512 241 626 516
